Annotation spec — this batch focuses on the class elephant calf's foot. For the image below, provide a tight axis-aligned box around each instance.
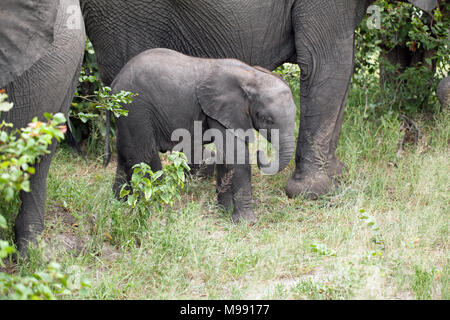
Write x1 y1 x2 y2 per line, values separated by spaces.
218 192 233 212
232 209 257 225
285 170 335 200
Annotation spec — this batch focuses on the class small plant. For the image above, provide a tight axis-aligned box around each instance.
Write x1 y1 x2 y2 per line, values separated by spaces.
411 266 435 300
120 152 190 210
72 77 134 156
110 152 190 247
359 209 385 257
309 243 337 257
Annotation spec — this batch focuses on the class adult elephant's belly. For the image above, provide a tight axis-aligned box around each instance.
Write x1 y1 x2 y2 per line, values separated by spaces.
169 0 297 70
82 0 297 85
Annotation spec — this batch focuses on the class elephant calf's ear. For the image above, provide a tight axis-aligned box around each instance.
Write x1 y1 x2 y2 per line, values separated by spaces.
196 65 254 135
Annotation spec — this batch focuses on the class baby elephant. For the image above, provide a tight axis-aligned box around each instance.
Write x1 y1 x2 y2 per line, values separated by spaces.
112 48 296 223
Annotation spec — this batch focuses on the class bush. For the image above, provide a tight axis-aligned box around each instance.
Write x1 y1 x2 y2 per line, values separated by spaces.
355 0 449 115
0 93 90 299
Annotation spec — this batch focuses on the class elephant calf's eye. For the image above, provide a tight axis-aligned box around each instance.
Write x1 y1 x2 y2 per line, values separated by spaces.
263 116 274 125
256 112 274 125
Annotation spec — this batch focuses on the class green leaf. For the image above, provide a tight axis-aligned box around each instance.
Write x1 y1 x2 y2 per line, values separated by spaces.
120 187 130 198
0 215 7 229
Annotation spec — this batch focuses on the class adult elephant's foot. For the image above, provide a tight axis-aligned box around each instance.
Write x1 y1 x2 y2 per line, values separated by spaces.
232 209 257 225
285 170 335 200
15 222 42 259
327 157 347 178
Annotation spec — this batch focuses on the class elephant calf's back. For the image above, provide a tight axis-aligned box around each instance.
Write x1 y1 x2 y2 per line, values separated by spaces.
113 49 201 106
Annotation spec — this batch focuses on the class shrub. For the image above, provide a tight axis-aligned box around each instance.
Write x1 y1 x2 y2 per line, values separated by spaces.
0 93 89 299
355 0 449 115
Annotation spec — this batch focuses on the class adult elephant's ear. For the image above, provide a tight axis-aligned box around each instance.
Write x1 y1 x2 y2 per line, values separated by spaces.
408 0 438 12
196 64 255 138
0 0 58 87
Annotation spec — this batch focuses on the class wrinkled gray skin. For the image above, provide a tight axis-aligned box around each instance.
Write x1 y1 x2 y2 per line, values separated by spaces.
81 0 437 200
0 0 86 255
112 49 297 223
436 77 450 109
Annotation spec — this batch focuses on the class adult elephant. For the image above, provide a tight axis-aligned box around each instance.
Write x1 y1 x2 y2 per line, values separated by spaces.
0 0 86 255
80 0 437 199
437 77 450 108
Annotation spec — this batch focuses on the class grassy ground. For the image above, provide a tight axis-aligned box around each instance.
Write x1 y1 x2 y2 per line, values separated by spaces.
3 84 449 300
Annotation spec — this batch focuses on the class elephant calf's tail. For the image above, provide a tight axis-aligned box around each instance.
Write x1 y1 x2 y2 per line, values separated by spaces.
103 110 112 167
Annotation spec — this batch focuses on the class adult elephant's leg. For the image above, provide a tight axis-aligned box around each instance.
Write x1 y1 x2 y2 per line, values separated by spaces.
15 143 57 254
286 1 356 199
327 85 350 178
11 0 85 254
14 53 84 256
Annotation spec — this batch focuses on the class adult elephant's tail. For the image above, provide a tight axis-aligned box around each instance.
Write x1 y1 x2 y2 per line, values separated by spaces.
103 110 112 167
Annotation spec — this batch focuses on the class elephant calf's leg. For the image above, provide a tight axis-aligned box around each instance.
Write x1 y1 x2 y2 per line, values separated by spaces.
113 140 162 200
188 145 215 178
216 164 233 212
230 164 256 224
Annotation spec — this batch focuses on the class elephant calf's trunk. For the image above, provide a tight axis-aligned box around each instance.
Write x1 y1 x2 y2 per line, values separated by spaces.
257 136 295 175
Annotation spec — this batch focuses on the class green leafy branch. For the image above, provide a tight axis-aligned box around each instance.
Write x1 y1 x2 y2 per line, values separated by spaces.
0 93 67 201
1 92 90 299
74 82 134 123
0 257 90 300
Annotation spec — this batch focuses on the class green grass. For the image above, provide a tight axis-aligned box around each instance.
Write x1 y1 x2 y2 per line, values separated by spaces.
2 82 449 300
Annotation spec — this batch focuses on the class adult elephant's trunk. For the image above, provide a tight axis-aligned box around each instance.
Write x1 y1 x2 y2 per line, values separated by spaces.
257 131 295 175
